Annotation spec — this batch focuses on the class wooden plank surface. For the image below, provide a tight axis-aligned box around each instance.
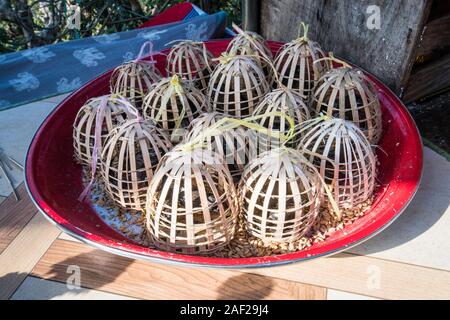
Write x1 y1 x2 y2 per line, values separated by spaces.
0 213 60 300
32 238 450 300
404 52 450 102
416 14 450 58
0 183 37 254
428 0 450 21
58 232 82 243
32 240 327 300
260 0 433 95
237 253 450 300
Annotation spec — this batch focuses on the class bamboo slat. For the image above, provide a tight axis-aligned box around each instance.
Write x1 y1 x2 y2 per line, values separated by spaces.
166 40 216 93
143 75 208 137
239 148 321 242
273 33 329 100
310 67 382 144
100 119 172 210
226 26 273 76
146 146 238 254
251 88 311 149
184 112 252 182
110 60 162 109
298 118 377 209
208 56 270 118
73 94 138 166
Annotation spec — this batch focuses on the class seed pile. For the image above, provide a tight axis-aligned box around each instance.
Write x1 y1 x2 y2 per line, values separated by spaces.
86 169 373 257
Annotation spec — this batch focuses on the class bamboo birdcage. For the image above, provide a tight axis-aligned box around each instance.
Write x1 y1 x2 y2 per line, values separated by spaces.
184 112 254 181
298 117 377 209
142 75 207 137
110 42 162 109
310 65 382 144
273 23 329 100
239 147 322 243
100 118 172 210
73 94 138 166
208 54 270 118
251 88 311 150
110 61 162 108
226 23 273 76
166 40 216 93
146 146 238 254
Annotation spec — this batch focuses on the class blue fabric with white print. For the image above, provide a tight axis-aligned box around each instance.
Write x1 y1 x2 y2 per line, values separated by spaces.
0 11 226 111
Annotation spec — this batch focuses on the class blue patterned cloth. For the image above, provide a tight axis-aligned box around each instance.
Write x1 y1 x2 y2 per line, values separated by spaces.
0 11 226 111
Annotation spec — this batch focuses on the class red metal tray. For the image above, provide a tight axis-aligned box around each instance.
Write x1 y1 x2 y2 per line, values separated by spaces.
25 40 423 268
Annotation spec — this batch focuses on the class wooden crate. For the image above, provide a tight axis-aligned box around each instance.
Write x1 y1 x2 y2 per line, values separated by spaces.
260 0 450 103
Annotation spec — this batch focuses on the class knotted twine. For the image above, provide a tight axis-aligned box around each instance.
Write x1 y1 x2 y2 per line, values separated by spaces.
79 95 140 201
180 112 342 219
134 41 157 65
153 74 191 136
165 39 215 74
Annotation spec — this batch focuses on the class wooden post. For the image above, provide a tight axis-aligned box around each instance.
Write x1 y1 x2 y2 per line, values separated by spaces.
242 0 260 32
260 0 435 100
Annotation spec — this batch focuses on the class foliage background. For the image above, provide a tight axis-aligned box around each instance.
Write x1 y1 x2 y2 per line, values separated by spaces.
0 0 240 53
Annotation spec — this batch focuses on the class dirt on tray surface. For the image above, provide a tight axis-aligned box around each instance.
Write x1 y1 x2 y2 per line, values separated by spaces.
407 90 450 155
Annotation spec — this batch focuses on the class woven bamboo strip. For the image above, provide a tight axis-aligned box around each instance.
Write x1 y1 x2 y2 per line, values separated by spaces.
146 146 238 254
239 148 321 243
208 55 270 118
166 40 216 93
251 88 311 150
226 23 273 76
100 119 172 210
142 75 208 137
73 95 137 166
298 117 377 209
110 60 162 108
310 67 382 144
273 24 329 100
184 112 254 181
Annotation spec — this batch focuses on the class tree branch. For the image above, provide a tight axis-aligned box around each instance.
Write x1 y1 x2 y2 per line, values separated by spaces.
0 0 17 22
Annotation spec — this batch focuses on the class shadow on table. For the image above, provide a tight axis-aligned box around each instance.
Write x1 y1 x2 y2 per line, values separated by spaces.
42 251 133 297
4 251 133 300
216 273 274 300
346 151 450 255
0 272 28 300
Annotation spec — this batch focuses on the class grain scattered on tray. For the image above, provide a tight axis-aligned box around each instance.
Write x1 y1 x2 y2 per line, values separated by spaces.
84 169 372 258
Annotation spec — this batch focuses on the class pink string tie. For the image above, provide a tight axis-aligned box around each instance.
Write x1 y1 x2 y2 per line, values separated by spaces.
134 41 156 65
78 95 109 201
78 95 142 201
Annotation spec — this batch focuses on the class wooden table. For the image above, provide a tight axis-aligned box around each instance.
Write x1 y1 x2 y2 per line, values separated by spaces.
1 95 450 300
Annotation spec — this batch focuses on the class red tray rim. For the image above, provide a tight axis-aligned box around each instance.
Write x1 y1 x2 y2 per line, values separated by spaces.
24 40 424 268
